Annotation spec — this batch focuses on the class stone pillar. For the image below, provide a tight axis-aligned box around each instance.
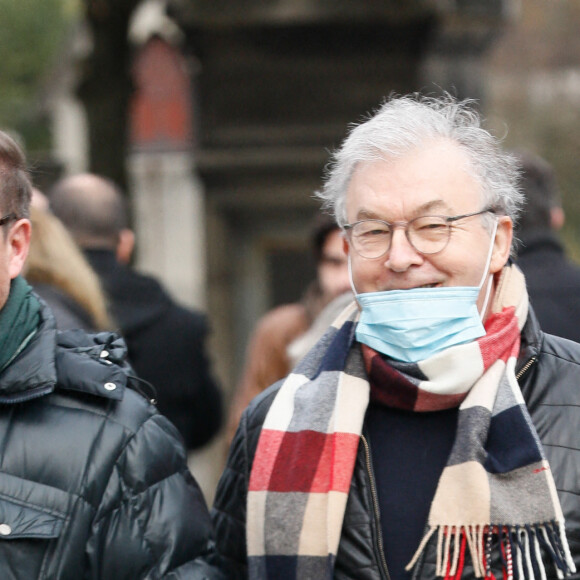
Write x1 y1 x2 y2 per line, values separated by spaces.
128 36 205 309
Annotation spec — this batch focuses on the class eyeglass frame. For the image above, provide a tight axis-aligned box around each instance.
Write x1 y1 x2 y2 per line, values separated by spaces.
343 207 496 259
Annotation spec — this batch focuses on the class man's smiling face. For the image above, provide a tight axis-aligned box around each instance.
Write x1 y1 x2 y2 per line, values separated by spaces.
344 140 512 318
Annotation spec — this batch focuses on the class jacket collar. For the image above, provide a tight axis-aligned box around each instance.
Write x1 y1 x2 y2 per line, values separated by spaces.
0 301 128 404
517 304 543 375
517 231 565 257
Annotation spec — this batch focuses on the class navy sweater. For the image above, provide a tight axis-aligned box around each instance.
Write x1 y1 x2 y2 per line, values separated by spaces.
366 403 459 579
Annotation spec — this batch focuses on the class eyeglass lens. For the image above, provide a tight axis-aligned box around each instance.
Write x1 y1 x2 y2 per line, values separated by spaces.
349 216 451 258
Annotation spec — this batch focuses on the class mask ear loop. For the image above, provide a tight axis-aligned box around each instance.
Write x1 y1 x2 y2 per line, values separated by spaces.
348 254 360 299
478 219 499 320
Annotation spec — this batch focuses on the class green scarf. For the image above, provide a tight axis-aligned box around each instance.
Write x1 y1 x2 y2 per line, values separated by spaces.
0 276 41 373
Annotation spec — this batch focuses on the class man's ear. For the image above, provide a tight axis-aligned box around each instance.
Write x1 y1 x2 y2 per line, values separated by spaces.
489 216 513 274
116 229 135 265
8 219 31 279
550 206 565 231
342 236 350 256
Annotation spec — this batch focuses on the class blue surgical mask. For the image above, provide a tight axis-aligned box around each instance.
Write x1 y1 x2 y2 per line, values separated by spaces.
352 221 497 363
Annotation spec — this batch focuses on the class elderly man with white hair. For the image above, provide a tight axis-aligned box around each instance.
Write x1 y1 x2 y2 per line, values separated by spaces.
210 94 580 580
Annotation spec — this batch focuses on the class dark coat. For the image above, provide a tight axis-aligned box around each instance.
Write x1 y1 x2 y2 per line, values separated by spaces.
85 249 222 450
210 308 580 579
31 282 97 331
516 232 580 343
0 303 219 579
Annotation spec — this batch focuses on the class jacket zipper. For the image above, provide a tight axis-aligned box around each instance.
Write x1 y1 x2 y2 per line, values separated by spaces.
516 355 537 381
361 434 391 580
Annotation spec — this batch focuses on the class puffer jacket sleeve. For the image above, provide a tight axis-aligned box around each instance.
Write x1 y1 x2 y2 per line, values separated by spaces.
209 384 280 579
86 410 222 579
210 409 251 578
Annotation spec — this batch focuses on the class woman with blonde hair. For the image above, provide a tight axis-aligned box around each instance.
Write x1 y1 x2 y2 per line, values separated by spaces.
24 202 112 331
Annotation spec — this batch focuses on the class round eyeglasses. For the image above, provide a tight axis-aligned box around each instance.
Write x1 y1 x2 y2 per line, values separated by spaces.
343 208 495 259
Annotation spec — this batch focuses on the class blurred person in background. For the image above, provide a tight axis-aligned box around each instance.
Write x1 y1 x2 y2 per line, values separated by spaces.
49 173 223 451
226 212 352 443
514 150 580 343
0 130 219 578
24 201 112 332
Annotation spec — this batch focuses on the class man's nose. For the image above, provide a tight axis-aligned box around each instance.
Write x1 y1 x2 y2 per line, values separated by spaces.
384 227 423 272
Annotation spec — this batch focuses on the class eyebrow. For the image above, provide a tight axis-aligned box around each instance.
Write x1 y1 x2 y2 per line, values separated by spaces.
355 199 453 221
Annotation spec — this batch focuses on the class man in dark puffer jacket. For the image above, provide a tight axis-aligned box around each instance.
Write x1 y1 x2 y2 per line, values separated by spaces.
0 133 222 577
209 94 580 579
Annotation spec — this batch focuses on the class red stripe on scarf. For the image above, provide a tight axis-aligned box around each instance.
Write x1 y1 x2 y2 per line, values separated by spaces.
362 343 468 411
478 307 520 370
414 389 467 412
249 429 359 493
362 344 419 410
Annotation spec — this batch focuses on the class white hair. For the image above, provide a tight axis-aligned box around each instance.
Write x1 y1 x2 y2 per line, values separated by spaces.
316 93 523 240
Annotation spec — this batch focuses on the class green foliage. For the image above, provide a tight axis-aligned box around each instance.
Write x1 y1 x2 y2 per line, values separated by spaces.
0 0 72 147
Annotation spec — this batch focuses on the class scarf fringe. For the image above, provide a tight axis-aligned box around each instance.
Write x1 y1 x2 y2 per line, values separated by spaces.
406 522 576 579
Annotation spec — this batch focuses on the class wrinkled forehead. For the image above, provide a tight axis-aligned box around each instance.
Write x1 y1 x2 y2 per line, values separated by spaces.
358 136 482 181
346 141 485 212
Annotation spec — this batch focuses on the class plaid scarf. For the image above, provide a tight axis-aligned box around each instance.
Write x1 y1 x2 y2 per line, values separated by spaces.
247 265 575 579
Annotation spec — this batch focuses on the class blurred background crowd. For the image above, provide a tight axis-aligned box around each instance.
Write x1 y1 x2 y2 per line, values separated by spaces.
5 0 580 503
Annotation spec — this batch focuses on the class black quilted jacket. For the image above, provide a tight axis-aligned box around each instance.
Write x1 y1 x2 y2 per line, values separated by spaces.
0 302 220 579
211 308 580 579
